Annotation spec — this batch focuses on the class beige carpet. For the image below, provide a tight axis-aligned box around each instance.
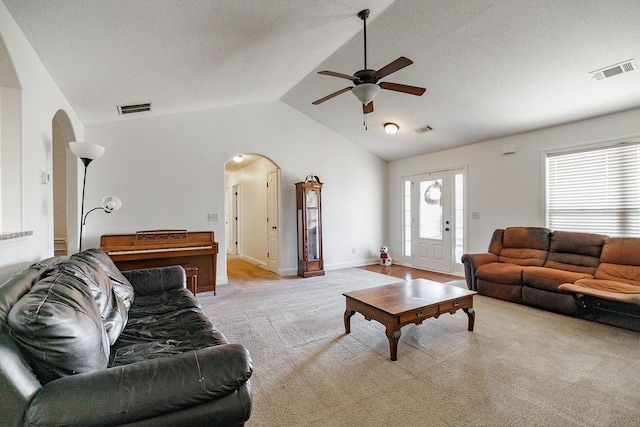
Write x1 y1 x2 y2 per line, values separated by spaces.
197 268 640 426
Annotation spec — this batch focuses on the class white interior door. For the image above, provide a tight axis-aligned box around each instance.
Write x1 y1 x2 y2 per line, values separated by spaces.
231 184 240 255
411 171 452 272
266 170 279 273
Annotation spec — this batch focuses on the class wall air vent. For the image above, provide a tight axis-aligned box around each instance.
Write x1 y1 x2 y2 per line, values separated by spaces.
590 59 637 81
117 103 151 115
415 125 433 134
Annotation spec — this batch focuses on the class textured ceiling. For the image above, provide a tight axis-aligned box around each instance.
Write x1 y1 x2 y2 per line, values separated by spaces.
4 0 640 161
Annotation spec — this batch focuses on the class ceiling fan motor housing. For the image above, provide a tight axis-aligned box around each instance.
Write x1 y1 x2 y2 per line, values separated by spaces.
353 69 377 85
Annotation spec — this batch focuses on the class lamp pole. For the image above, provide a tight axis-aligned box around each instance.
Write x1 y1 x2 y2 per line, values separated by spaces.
69 142 105 253
78 158 92 251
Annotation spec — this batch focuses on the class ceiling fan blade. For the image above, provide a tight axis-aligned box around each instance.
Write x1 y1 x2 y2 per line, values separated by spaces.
312 87 353 105
373 56 413 79
318 70 358 81
363 101 374 114
380 82 426 96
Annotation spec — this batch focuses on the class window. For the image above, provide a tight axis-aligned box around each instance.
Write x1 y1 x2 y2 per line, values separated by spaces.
403 179 411 256
454 172 464 263
546 141 640 236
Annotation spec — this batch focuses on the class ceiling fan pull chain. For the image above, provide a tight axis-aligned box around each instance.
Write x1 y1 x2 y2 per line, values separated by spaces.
363 112 368 130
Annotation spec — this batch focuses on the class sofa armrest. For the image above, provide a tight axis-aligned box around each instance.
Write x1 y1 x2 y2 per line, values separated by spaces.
122 265 187 295
461 253 498 291
26 343 252 426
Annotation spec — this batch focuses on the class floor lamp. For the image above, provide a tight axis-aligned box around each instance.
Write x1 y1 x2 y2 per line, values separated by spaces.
69 141 105 251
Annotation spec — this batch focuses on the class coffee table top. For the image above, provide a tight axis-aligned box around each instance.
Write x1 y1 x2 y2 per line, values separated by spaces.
343 279 476 315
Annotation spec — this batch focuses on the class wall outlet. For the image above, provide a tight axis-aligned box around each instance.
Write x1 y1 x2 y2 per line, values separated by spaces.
472 211 480 219
40 170 50 184
351 248 356 254
208 213 220 221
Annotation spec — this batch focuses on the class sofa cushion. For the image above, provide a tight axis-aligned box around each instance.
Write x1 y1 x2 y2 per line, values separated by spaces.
476 262 525 284
60 258 130 345
498 227 550 266
594 238 640 285
544 231 607 274
522 266 592 292
110 289 228 366
7 266 110 384
71 249 135 310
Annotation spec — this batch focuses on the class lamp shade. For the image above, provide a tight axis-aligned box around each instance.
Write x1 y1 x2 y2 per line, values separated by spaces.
69 142 105 160
101 196 122 213
352 83 380 105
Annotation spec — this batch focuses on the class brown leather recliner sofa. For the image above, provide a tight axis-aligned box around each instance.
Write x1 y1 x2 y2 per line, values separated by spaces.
462 227 640 331
0 249 252 426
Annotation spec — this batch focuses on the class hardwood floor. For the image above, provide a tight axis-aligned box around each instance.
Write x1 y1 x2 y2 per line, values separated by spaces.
227 256 283 282
358 264 461 283
226 255 462 284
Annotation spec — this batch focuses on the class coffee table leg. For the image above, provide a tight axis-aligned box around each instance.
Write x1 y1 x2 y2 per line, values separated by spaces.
385 329 402 361
344 310 355 334
463 307 475 331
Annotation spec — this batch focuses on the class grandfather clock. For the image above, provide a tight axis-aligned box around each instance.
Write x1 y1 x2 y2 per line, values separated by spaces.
296 178 325 277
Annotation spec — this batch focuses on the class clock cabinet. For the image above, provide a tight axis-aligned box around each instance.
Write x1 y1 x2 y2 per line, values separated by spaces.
296 180 325 277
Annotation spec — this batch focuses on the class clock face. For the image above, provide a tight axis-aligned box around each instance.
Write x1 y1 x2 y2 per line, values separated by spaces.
306 190 318 207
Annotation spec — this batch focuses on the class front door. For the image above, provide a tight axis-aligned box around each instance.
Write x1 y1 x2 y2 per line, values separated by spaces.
266 169 279 273
411 171 452 272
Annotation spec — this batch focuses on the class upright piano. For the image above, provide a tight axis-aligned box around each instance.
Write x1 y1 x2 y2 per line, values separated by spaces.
100 230 218 294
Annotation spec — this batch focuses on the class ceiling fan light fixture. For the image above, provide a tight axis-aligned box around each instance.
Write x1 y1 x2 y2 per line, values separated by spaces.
352 83 380 106
233 154 244 163
384 122 399 135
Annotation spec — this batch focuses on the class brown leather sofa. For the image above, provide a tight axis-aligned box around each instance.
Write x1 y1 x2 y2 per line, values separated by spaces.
462 227 640 331
0 249 252 426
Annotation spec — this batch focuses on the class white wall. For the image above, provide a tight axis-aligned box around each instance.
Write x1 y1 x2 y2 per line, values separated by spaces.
85 100 386 283
0 3 84 282
388 107 640 261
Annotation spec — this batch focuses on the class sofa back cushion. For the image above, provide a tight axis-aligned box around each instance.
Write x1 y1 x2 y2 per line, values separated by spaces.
498 227 551 266
71 249 135 311
7 265 110 384
595 238 640 286
59 259 131 345
544 231 607 274
488 229 505 255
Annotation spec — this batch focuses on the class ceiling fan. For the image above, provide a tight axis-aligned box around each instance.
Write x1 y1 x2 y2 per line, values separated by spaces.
312 9 426 115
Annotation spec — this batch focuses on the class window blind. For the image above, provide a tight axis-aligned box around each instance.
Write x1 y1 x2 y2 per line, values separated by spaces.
546 142 640 236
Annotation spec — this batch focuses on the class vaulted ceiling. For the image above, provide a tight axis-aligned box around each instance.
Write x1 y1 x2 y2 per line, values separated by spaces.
4 0 640 160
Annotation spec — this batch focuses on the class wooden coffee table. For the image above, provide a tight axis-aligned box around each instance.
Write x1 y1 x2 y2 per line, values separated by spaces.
343 279 477 360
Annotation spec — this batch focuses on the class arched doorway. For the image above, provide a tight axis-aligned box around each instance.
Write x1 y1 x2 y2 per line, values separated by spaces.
224 153 281 276
52 110 78 255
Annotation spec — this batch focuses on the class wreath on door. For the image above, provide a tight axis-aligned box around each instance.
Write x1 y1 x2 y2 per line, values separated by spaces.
424 181 442 206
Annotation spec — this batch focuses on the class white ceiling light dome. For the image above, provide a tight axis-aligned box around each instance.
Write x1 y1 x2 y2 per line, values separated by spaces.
384 122 399 135
352 83 380 106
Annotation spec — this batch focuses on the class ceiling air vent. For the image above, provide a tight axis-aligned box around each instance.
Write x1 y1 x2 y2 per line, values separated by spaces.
117 103 151 115
415 125 433 134
590 59 637 81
